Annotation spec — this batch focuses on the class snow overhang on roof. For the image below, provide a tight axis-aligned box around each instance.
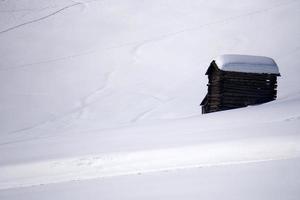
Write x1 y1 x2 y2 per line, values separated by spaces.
214 54 280 75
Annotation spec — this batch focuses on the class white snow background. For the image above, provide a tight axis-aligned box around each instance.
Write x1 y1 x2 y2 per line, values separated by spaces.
0 0 300 199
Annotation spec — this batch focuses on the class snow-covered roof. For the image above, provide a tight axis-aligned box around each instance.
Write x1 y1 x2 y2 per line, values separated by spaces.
214 54 280 74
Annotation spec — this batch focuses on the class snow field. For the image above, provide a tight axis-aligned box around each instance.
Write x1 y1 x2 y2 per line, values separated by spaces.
0 0 300 199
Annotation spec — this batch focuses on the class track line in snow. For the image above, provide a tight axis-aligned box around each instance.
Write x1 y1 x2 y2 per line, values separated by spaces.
130 107 156 123
0 3 82 35
0 41 142 71
75 71 113 120
1 135 299 190
0 50 97 71
0 6 54 13
130 0 300 57
1 71 112 138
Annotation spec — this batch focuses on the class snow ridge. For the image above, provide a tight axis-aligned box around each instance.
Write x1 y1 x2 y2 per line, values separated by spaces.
1 135 299 190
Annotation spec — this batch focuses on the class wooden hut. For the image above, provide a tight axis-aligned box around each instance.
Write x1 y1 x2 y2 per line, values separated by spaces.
200 54 280 114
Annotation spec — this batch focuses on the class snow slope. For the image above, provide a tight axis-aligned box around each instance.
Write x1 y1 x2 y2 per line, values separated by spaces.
1 158 300 200
0 0 300 199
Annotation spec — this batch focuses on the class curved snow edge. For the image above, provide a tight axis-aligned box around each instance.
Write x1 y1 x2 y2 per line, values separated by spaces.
1 135 300 190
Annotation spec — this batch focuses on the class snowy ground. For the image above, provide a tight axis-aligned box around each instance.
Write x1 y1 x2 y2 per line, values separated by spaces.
0 0 300 199
1 158 300 200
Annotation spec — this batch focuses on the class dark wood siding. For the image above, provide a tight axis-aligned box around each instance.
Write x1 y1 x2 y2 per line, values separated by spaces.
201 61 279 114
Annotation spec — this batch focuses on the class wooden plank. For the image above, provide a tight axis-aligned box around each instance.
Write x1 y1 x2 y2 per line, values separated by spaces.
203 66 279 114
212 86 276 94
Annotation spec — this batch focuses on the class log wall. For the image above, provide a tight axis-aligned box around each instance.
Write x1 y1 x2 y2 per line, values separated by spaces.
201 62 279 114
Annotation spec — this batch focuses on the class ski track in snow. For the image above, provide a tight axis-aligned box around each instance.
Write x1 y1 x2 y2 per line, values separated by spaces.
1 136 299 190
1 0 298 71
0 0 100 13
0 2 82 35
0 6 54 13
2 91 299 145
75 71 113 120
130 107 156 123
128 0 300 63
129 92 174 123
5 73 112 136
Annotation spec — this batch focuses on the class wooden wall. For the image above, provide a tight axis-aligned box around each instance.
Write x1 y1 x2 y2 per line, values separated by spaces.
201 62 279 114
